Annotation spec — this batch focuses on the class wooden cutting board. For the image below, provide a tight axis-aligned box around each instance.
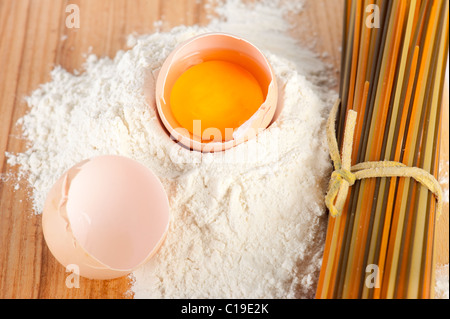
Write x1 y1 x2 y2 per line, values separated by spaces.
0 0 448 299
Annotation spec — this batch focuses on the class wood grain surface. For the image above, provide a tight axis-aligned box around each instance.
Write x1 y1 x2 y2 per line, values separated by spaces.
0 0 447 299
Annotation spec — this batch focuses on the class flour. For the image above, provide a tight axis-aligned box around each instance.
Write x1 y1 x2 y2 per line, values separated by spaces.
439 160 449 204
6 0 337 298
435 264 449 299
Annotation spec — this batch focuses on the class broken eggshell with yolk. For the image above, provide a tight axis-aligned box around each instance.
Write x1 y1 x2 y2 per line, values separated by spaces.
155 32 278 152
42 155 170 280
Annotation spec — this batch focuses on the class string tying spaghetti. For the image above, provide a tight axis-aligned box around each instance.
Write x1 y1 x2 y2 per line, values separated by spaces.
325 99 443 218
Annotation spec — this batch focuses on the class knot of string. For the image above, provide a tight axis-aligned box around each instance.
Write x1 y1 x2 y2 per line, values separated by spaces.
325 99 443 218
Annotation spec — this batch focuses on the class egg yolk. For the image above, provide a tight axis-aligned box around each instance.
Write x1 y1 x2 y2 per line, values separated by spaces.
170 60 264 142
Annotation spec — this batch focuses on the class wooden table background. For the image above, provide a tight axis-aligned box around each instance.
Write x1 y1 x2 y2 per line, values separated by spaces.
0 0 448 299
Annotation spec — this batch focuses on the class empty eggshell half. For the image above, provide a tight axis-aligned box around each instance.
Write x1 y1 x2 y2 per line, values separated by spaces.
42 155 170 280
155 32 278 152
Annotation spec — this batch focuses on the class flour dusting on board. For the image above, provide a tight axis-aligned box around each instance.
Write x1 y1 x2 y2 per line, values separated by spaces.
7 0 333 298
435 264 449 299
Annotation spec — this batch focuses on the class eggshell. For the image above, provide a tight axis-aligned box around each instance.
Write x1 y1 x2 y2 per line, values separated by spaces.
42 155 170 280
155 32 278 152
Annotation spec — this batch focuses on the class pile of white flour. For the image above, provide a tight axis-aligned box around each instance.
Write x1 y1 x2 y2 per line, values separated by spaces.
6 0 337 298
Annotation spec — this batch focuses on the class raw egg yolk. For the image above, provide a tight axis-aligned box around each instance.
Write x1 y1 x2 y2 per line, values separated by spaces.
170 60 264 142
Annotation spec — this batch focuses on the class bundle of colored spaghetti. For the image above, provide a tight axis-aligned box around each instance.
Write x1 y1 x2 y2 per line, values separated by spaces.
316 0 448 299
